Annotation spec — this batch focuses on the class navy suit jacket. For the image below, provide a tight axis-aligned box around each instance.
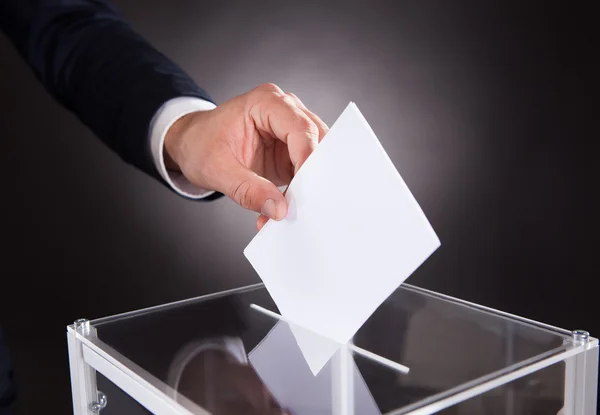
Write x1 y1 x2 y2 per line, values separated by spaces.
0 0 221 199
0 0 223 411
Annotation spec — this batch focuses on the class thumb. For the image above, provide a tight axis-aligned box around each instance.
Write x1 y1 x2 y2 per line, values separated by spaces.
217 162 287 220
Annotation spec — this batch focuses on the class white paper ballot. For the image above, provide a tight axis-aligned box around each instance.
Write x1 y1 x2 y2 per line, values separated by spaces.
244 102 440 374
248 320 381 415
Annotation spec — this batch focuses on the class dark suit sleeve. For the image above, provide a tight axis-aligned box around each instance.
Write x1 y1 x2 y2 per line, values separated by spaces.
0 0 215 189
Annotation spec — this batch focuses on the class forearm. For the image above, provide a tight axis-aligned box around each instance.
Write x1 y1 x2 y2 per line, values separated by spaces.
0 0 213 180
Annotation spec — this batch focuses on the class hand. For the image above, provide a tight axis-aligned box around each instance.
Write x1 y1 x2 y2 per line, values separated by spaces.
164 83 328 230
175 348 290 415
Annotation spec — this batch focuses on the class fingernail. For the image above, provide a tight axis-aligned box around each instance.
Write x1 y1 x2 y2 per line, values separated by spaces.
261 199 277 219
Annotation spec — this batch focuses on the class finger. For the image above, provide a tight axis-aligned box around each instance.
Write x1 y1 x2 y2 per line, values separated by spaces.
256 214 269 231
251 89 319 174
263 139 294 187
286 92 329 142
215 159 287 220
256 187 288 231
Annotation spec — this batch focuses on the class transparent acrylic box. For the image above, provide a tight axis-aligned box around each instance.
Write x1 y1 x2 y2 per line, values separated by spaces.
66 283 598 415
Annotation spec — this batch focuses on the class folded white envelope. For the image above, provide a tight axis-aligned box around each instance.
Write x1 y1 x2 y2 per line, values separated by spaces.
244 102 440 374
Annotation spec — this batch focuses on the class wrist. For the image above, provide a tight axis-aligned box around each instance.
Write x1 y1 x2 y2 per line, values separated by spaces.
150 97 217 199
164 111 196 172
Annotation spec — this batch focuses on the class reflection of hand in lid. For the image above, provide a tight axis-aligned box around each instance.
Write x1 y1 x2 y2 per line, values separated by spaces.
168 338 290 415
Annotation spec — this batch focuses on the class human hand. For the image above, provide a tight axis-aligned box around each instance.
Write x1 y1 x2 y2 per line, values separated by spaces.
163 83 328 230
175 348 290 415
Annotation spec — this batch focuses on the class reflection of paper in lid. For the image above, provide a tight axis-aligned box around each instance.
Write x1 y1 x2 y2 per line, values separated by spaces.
248 319 380 415
244 102 440 374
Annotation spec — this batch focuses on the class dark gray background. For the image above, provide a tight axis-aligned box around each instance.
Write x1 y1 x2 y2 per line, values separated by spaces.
0 1 597 413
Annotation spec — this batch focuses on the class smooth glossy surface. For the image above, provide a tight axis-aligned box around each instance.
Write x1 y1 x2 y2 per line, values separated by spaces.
91 284 573 414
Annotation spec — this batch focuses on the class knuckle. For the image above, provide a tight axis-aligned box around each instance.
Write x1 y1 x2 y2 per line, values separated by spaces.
296 116 314 131
286 92 303 106
281 93 297 107
230 179 254 209
258 82 283 94
297 117 319 137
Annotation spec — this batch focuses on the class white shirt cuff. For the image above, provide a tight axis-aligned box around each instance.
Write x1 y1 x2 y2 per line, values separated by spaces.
150 97 217 199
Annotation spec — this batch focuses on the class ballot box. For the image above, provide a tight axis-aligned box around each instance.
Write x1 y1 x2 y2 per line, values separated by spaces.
66 283 598 415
